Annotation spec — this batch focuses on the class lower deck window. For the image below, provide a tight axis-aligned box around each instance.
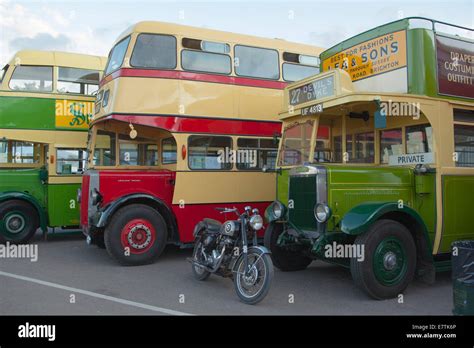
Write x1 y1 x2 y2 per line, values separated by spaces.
236 138 278 170
346 132 375 163
56 149 86 174
119 135 158 166
188 136 232 170
454 124 474 167
380 129 402 164
93 131 116 166
162 137 177 164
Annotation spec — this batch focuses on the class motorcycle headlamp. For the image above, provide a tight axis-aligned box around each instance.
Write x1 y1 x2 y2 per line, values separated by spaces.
249 214 263 231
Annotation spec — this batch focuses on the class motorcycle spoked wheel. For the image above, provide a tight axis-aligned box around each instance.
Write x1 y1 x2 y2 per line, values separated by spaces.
191 237 211 281
233 249 274 305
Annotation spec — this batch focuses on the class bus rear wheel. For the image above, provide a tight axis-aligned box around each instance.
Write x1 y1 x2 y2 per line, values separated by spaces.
350 219 416 299
0 200 39 244
264 222 312 271
104 204 167 266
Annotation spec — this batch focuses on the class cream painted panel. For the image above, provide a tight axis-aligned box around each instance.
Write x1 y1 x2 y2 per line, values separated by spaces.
172 171 276 204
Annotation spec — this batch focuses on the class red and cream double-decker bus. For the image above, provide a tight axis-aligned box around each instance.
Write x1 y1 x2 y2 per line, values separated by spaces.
80 21 323 265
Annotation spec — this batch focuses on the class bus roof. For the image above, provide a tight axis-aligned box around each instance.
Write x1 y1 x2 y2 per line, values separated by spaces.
6 50 107 70
114 21 323 56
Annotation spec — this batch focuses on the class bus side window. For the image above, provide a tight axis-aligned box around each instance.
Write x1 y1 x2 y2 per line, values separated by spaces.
0 140 42 164
56 149 86 174
348 132 375 163
282 52 320 82
234 45 279 80
161 137 177 164
236 138 277 170
380 129 402 164
188 135 232 170
454 109 474 167
406 124 433 154
9 66 53 92
130 34 177 69
57 67 100 95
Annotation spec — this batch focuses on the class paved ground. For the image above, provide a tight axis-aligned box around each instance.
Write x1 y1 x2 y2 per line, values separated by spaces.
0 231 454 315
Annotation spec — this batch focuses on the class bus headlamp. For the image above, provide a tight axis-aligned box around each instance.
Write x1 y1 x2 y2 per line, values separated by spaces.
314 203 331 223
249 214 263 231
91 188 102 206
272 201 285 219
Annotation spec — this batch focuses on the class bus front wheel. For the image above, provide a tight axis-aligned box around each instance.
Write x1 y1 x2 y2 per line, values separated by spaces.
264 223 312 271
0 200 39 244
104 204 167 266
350 219 416 299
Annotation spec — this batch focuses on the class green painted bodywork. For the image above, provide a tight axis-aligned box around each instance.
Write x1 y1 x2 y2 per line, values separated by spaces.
277 168 290 205
47 183 81 226
440 175 474 253
0 168 48 230
0 168 81 228
0 91 89 231
0 96 55 130
320 17 473 102
277 165 438 261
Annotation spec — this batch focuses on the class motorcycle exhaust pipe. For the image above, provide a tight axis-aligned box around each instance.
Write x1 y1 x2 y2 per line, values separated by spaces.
188 245 226 273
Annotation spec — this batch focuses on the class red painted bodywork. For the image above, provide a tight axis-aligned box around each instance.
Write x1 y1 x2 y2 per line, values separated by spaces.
172 201 270 243
100 68 288 90
99 170 176 207
81 169 270 244
94 114 281 137
80 174 90 227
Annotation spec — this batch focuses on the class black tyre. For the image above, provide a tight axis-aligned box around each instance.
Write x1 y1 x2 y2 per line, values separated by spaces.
350 219 416 299
0 200 39 244
264 223 312 271
233 248 274 305
191 236 211 281
104 204 167 266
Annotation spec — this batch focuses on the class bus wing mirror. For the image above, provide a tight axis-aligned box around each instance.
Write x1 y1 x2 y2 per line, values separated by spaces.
273 132 281 145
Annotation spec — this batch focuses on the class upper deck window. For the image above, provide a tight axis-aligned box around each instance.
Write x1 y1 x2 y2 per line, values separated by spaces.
130 34 176 69
181 38 231 74
234 45 279 80
282 52 320 82
58 67 100 95
105 36 131 75
9 66 53 92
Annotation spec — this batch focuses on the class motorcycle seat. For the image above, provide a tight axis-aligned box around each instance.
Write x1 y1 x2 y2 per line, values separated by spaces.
202 218 222 233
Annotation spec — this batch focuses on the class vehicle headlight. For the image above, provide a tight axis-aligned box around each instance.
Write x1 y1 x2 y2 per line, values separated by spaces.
272 201 284 219
91 188 102 206
249 214 263 230
314 203 331 223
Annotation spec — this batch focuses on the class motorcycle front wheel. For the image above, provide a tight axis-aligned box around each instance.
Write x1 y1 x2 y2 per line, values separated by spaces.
191 237 211 281
233 249 274 305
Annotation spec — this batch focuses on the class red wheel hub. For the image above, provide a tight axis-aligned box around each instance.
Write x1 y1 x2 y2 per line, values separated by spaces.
120 218 156 254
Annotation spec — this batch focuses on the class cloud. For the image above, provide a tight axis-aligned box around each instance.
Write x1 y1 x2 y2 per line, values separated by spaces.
9 33 71 51
0 0 109 65
308 27 350 48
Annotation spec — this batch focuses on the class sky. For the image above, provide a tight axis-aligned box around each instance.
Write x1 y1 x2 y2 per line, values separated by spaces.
0 0 473 66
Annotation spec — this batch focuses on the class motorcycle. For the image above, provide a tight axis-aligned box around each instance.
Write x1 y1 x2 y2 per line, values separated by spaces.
189 206 274 305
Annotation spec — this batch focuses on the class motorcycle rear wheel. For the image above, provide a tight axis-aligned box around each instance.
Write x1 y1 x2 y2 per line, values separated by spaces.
191 238 211 281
